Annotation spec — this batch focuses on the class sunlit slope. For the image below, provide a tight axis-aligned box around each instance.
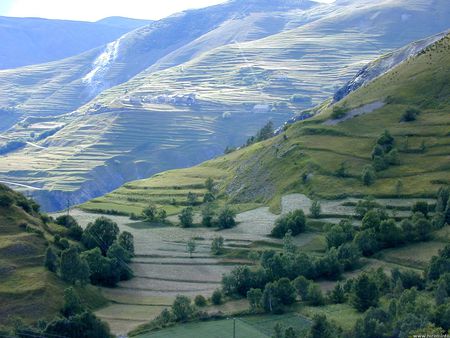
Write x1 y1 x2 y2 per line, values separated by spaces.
0 0 320 131
1 0 450 211
85 33 450 214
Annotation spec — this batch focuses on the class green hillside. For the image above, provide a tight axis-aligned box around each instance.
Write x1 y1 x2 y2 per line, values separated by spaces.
0 184 107 332
83 33 450 215
1 0 449 211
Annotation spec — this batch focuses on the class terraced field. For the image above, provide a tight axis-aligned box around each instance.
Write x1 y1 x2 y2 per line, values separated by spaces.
2 0 449 211
67 191 439 335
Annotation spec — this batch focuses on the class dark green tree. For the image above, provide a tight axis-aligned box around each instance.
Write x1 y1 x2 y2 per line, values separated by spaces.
362 166 376 186
61 287 83 317
118 231 135 256
44 246 58 272
211 236 224 255
351 274 379 312
60 247 90 285
172 295 193 322
247 288 263 312
179 207 194 228
82 217 119 255
217 207 236 229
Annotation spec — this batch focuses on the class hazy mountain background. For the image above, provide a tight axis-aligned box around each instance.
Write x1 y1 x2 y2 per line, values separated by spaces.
0 0 449 210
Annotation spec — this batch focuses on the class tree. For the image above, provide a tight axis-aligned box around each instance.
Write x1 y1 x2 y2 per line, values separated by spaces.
44 246 58 272
45 311 112 338
335 161 349 178
329 283 346 304
354 229 380 256
293 276 312 300
60 247 90 285
401 107 420 122
194 295 207 307
377 130 394 152
55 215 78 228
203 192 215 203
205 177 214 192
247 288 263 312
186 238 196 258
308 314 334 338
436 187 449 213
283 230 296 254
337 242 361 270
362 166 376 186
310 200 321 218
395 180 403 197
107 242 133 280
351 274 379 312
217 207 236 229
262 282 283 314
307 283 325 306
412 201 429 217
435 280 448 306
445 198 450 225
187 192 198 206
172 295 193 322
157 209 167 222
202 203 215 227
271 210 306 238
61 287 83 317
142 203 158 222
118 231 135 256
82 217 119 255
211 236 224 255
179 207 194 227
81 248 120 287
0 193 13 207
211 289 223 305
385 148 399 165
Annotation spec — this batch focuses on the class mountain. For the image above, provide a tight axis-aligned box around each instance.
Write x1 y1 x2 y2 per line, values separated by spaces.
96 16 154 30
0 16 149 70
1 0 450 211
83 32 450 215
0 0 319 130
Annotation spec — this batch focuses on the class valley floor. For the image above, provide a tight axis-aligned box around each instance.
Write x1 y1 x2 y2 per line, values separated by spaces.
58 193 442 336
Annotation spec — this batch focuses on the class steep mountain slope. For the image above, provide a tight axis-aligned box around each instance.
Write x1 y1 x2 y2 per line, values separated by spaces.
83 33 450 215
0 16 147 70
1 0 450 211
0 0 319 131
0 184 106 330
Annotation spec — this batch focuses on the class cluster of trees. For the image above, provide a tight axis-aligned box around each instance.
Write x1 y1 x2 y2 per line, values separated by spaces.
149 290 225 331
13 287 112 338
45 216 135 287
142 203 167 223
362 130 399 186
221 187 449 324
223 120 275 154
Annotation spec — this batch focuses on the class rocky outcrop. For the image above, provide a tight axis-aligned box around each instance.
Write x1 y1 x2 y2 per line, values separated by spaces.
333 30 449 102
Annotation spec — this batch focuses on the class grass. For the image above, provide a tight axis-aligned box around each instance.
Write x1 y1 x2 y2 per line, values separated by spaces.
133 313 311 338
298 304 361 331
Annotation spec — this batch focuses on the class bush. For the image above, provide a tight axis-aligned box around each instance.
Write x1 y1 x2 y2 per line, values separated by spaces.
307 283 325 306
55 215 78 228
401 107 420 122
0 193 13 207
412 201 429 217
194 295 207 307
202 203 215 227
211 289 223 305
331 105 348 119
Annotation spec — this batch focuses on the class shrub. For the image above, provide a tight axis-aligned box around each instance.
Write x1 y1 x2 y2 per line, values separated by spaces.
202 203 215 227
331 105 348 119
401 107 420 122
0 193 13 207
307 283 325 306
412 201 429 217
194 295 207 307
44 247 58 272
211 289 223 305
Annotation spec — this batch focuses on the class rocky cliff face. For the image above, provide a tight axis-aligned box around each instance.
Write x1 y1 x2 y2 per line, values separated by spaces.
333 30 449 102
